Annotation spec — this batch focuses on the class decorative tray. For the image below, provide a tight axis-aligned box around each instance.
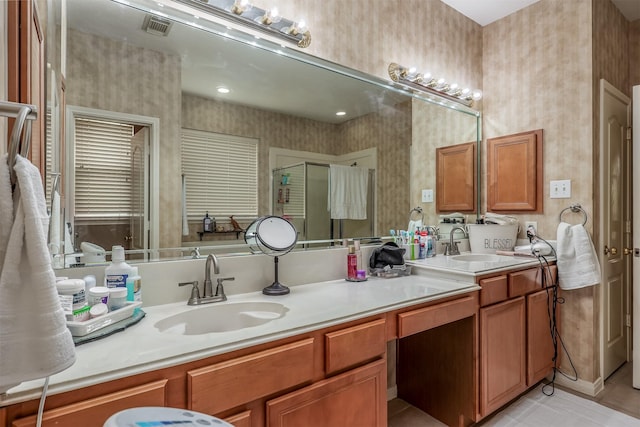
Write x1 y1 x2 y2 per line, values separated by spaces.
369 265 412 278
67 301 142 337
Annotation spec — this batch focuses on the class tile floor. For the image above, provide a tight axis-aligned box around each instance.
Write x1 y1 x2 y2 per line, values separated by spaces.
388 362 640 426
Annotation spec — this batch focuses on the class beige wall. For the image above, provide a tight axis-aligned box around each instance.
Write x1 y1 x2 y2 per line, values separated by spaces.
66 29 182 248
482 0 633 386
631 20 640 86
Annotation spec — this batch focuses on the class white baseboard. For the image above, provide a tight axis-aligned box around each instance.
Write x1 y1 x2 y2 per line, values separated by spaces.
552 374 604 397
387 385 398 401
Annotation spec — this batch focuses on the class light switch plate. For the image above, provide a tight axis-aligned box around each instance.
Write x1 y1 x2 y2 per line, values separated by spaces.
422 189 433 203
550 180 571 198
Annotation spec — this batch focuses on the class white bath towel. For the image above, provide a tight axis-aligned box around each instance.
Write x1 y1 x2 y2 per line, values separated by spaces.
556 222 601 290
49 190 61 256
0 154 14 272
182 174 189 236
328 164 368 220
0 155 76 393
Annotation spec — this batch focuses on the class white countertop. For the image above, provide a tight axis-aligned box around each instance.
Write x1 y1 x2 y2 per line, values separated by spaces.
0 274 479 406
409 253 551 281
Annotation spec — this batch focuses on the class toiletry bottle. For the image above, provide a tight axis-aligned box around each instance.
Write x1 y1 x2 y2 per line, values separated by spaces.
347 246 358 280
203 211 212 232
426 230 435 257
353 240 363 270
104 245 134 288
418 231 427 259
126 266 142 302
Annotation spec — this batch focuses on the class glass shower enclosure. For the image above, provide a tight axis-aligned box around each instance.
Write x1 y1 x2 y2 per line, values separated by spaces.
272 162 375 242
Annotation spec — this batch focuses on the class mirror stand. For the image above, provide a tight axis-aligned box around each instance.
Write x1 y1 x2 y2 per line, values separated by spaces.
263 256 290 296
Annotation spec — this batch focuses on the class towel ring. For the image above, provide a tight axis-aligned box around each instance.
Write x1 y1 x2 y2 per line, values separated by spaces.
559 204 588 226
409 207 424 222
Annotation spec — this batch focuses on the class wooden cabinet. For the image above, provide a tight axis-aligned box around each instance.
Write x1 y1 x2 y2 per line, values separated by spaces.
188 339 315 415
436 141 477 213
480 297 527 415
266 360 386 427
478 265 558 418
10 380 168 427
325 319 386 375
487 129 543 213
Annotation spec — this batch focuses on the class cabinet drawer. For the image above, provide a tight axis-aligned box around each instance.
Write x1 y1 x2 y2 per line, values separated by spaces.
508 266 556 298
11 380 168 427
398 293 477 338
325 319 386 375
188 338 314 415
224 410 252 427
479 275 508 307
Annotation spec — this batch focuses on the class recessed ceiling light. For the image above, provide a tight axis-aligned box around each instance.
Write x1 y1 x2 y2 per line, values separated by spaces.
217 86 231 94
336 111 346 116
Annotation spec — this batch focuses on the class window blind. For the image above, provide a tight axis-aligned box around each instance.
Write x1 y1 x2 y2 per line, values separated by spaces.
181 129 258 217
74 117 134 219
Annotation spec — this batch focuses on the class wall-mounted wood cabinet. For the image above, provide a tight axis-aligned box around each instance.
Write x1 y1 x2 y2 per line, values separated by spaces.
436 141 477 213
487 129 543 213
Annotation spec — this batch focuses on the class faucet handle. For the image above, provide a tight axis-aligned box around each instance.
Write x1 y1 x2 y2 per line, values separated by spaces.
215 277 234 298
179 280 200 304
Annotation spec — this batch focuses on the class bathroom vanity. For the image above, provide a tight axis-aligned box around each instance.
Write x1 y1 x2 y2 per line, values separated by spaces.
0 256 557 427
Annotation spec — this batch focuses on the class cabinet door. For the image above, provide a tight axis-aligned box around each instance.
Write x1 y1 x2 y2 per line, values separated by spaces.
480 297 526 416
527 289 556 385
436 141 477 212
266 359 386 427
487 129 543 212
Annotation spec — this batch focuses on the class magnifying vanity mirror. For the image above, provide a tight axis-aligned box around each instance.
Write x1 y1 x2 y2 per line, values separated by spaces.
44 0 481 267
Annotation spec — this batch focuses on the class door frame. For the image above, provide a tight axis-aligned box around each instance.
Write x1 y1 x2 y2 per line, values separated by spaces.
598 79 631 382
65 105 160 254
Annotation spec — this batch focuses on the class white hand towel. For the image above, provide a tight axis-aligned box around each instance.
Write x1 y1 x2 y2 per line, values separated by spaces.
49 190 61 256
0 155 76 393
556 222 601 290
182 174 189 236
0 154 14 272
328 164 368 220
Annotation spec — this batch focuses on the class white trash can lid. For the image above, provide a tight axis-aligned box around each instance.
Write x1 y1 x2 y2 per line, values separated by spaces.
104 407 233 427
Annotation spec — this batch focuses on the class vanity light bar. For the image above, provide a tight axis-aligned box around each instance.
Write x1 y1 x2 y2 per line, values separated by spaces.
174 0 311 48
388 63 482 107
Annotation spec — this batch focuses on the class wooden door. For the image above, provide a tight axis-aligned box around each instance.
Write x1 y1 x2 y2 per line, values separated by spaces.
600 79 630 379
266 360 386 427
7 0 45 173
436 141 476 212
480 297 526 416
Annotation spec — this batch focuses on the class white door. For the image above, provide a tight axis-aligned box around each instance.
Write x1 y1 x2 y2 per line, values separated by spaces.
129 126 149 253
633 86 640 389
600 79 631 380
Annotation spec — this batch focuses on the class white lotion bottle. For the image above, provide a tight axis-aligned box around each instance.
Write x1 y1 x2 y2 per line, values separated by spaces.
104 245 134 288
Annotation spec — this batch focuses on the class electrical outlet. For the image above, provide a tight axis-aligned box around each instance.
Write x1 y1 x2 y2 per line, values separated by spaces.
550 180 571 198
525 221 537 235
422 189 433 203
525 221 537 238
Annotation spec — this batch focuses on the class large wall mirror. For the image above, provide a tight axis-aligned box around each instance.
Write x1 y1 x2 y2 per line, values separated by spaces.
45 0 481 267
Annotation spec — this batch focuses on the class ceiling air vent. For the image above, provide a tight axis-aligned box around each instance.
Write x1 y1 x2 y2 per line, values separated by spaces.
142 15 173 37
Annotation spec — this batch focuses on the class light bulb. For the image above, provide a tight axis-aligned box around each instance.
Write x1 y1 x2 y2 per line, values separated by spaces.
472 90 483 100
231 0 252 15
261 7 281 25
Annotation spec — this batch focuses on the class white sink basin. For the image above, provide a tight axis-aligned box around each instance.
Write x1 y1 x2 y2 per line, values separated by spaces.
451 254 503 262
154 301 288 335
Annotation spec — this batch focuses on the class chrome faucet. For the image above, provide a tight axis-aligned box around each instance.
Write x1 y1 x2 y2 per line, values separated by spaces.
203 254 220 298
445 226 467 256
178 253 234 305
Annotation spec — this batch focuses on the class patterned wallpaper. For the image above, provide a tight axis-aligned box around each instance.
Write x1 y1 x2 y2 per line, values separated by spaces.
483 0 632 386
66 29 182 248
